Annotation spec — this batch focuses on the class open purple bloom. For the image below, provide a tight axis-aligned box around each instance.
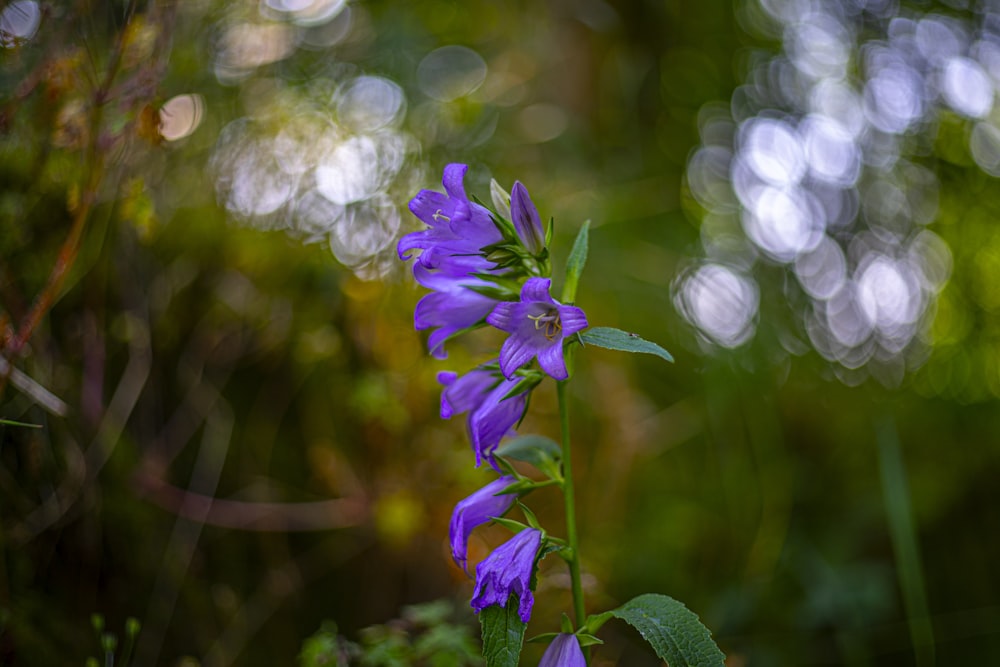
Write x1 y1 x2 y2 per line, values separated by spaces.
471 527 542 623
539 634 587 667
439 368 529 469
510 181 545 255
449 475 518 573
486 278 588 381
413 265 499 359
398 163 503 277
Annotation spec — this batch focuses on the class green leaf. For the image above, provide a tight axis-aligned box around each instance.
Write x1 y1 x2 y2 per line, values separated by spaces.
0 418 42 428
561 220 590 303
608 594 725 667
480 596 527 667
579 327 674 363
495 435 562 479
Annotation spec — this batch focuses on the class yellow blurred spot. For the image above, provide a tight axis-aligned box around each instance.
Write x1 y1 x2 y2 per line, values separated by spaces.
374 491 424 548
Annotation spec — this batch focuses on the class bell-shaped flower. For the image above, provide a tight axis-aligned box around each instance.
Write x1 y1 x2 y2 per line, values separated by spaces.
510 181 546 255
413 265 499 359
449 475 518 573
439 368 529 469
539 634 587 667
470 527 542 623
486 278 588 381
398 163 503 277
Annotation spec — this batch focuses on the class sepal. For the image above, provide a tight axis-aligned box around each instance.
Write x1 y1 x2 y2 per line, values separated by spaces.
490 517 531 534
575 633 604 647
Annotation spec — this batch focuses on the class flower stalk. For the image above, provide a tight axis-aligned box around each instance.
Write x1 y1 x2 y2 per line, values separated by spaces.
557 380 586 630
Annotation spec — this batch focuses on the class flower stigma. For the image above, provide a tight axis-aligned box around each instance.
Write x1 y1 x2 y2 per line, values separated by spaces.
528 308 562 341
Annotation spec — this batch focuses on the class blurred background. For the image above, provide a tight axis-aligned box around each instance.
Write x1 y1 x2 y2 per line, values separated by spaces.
2 0 1000 664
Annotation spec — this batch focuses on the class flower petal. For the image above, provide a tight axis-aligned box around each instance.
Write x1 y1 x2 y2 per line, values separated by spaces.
441 163 470 200
521 277 556 305
471 528 541 622
539 634 586 667
557 304 589 335
536 342 568 381
498 333 537 379
486 301 519 333
511 181 545 255
449 475 518 573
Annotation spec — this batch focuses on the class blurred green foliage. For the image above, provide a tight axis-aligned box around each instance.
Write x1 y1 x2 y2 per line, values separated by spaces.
1 0 999 666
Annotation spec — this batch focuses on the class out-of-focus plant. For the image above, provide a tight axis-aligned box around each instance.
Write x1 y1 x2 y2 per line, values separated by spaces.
300 601 482 667
84 614 141 667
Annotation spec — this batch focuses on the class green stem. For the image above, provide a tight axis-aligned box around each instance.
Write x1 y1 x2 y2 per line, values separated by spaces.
557 381 586 628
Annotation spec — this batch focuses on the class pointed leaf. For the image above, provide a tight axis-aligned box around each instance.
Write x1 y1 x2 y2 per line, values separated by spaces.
0 418 42 428
575 633 605 647
561 221 590 303
579 327 674 363
608 594 724 667
480 596 527 667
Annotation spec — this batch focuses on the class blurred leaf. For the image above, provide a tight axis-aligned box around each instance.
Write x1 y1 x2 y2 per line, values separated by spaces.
579 327 674 363
561 221 590 303
495 435 561 479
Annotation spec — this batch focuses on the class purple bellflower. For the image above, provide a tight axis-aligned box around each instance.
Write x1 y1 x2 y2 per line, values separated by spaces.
471 527 542 623
439 368 529 469
510 181 546 255
539 634 587 667
449 475 518 573
398 163 503 277
486 278 588 381
413 264 499 359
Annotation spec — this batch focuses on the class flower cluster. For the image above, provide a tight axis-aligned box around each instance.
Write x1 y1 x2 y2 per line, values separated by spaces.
399 164 588 626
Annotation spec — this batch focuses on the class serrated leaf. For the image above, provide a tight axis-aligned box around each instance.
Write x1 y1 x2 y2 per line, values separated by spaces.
561 221 590 303
480 596 527 667
609 594 725 667
579 327 674 363
495 435 562 479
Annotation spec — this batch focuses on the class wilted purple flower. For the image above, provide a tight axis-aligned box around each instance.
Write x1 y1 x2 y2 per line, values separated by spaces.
449 475 518 573
413 265 499 359
398 163 503 277
510 181 546 255
486 278 588 381
439 368 529 468
539 634 586 667
471 527 542 623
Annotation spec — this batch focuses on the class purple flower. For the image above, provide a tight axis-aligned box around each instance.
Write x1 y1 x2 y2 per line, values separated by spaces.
486 278 588 381
398 163 503 277
413 265 499 359
439 368 529 469
510 181 546 255
539 634 586 667
449 475 518 573
471 527 542 623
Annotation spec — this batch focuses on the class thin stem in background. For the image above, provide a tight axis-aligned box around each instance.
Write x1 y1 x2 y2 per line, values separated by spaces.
876 415 935 667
